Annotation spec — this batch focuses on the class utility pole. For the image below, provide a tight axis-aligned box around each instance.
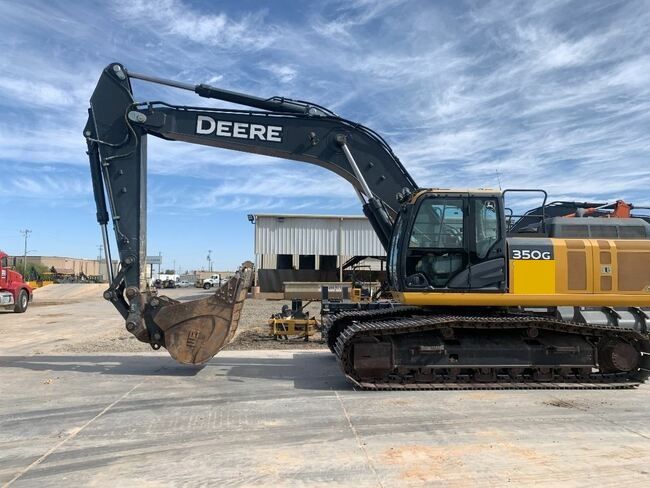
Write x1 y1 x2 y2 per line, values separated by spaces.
20 229 31 276
207 250 212 273
97 244 104 279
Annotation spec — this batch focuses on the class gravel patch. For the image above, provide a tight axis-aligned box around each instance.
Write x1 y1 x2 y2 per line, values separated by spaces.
55 297 327 353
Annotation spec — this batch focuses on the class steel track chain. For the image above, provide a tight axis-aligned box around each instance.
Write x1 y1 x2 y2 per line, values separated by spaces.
322 306 421 352
331 312 650 391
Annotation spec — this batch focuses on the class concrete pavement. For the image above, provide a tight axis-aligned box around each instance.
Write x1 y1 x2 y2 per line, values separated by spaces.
2 350 650 487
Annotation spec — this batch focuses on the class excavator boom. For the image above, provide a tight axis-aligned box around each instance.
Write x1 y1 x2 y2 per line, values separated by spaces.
85 62 416 363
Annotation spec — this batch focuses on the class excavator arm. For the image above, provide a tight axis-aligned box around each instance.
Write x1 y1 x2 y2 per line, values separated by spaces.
84 62 417 364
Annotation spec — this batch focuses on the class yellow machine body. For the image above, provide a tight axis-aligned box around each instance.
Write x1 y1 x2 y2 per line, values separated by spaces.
398 238 650 307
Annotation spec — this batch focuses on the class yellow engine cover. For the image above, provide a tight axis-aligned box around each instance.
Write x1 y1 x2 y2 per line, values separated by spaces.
509 237 650 297
399 237 650 307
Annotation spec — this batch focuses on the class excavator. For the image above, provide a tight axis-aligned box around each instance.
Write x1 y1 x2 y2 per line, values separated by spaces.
85 63 650 389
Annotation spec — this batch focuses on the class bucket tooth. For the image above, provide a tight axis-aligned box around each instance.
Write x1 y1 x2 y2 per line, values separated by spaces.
151 261 253 365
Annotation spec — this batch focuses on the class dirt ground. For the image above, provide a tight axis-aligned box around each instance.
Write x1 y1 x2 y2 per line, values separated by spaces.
225 298 326 350
21 285 327 354
31 283 107 306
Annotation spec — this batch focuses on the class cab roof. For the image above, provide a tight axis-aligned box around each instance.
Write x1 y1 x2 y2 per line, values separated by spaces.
409 188 501 203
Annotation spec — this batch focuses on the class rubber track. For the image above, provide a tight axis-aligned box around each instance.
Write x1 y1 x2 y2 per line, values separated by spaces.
331 312 650 391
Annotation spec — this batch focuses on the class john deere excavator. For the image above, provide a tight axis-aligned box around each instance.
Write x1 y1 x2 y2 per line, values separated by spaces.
85 63 650 389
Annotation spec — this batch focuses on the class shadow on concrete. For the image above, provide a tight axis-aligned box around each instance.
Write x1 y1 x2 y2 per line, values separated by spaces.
218 352 351 390
0 352 351 390
0 354 202 377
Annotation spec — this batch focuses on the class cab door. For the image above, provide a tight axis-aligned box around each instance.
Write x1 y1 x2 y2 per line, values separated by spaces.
447 196 506 290
0 256 8 288
401 195 506 291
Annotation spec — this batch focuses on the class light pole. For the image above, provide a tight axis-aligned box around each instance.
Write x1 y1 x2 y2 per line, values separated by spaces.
207 250 212 273
247 215 257 286
96 244 106 280
97 244 103 276
20 229 32 276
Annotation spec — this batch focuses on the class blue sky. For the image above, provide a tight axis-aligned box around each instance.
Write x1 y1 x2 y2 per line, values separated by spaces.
1 0 649 271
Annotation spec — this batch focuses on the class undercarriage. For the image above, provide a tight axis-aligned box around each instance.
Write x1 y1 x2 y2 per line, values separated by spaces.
323 308 650 390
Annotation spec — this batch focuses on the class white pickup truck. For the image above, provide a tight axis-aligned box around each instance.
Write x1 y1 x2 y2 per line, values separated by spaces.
197 274 222 289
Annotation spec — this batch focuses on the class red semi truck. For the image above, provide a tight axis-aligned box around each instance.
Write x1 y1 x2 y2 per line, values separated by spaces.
0 250 32 313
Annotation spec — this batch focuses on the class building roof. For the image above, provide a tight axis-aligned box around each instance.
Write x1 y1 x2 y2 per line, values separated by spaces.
11 255 101 262
252 214 368 220
253 213 385 256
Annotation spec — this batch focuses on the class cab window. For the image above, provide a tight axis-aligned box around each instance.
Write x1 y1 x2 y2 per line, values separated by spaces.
404 195 504 290
474 198 499 258
406 198 466 288
409 199 464 249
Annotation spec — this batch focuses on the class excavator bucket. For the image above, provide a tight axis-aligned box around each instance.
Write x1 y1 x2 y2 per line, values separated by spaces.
151 261 254 365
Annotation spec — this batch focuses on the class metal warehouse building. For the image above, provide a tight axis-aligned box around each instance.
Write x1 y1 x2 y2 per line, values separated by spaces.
250 214 386 292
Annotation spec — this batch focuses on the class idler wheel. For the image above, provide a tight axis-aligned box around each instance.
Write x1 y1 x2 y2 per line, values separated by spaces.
599 340 640 373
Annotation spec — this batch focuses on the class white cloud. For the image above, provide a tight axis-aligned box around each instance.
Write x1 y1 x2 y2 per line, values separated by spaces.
7 174 90 199
113 0 278 51
0 77 76 107
260 64 297 83
312 0 407 43
511 25 608 69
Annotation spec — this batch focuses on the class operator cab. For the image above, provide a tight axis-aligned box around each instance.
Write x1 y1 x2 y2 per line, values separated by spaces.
389 190 507 292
